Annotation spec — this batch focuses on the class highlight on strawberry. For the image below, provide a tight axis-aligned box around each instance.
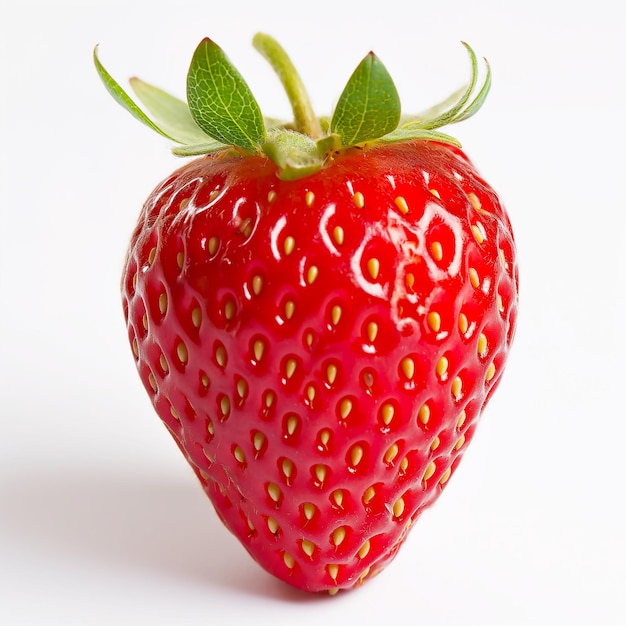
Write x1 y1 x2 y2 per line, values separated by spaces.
95 33 518 594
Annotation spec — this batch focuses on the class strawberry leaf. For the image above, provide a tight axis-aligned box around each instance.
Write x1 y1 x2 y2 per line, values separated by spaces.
331 52 401 146
93 46 177 142
262 130 323 180
129 78 219 146
187 38 266 151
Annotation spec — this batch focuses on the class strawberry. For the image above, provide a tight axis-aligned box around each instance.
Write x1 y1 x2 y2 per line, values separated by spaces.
95 33 518 593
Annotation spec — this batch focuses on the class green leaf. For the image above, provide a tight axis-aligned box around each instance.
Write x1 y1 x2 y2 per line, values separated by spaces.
171 141 229 156
93 45 176 141
262 130 323 180
379 126 462 147
187 38 266 151
129 78 217 145
331 52 401 146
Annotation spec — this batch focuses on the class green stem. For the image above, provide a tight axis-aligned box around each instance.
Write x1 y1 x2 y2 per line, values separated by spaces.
253 33 323 140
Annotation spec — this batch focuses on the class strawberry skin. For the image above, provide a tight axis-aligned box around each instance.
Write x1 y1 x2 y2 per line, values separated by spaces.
122 140 518 592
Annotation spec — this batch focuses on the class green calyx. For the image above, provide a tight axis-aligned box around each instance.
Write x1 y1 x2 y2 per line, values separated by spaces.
94 34 491 180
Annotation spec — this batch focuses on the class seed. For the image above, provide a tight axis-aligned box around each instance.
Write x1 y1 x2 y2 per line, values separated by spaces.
306 265 319 284
284 358 297 379
353 191 364 208
148 372 157 392
485 362 496 381
380 403 395 426
284 300 295 320
363 486 376 504
252 275 263 295
284 236 295 256
176 341 188 364
326 364 338 385
477 333 488 357
267 517 279 535
439 467 452 485
267 190 277 203
384 443 399 464
332 526 346 547
158 293 167 315
147 247 156 265
367 257 380 280
286 414 299 436
176 253 184 269
454 434 466 450
469 267 480 289
159 353 168 373
472 224 485 244
401 356 415 379
281 458 294 481
302 503 316 520
392 497 405 518
236 378 247 399
267 482 281 503
319 429 331 448
429 188 441 199
350 444 364 467
451 376 463 399
215 344 227 368
332 226 345 246
301 540 315 558
191 307 202 328
394 196 409 214
331 304 342 325
224 300 236 320
283 552 295 569
436 355 449 378
233 446 245 464
418 403 430 425
357 540 371 559
305 190 315 206
208 236 219 256
468 191 481 210
456 410 467 430
427 311 441 333
314 465 327 484
366 321 379 343
220 395 230 418
424 462 436 482
458 313 469 335
331 489 344 508
253 339 265 362
430 436 440 451
431 241 443 261
327 564 339 582
253 431 266 455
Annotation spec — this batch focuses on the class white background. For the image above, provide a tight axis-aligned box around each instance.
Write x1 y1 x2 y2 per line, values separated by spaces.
1 1 625 624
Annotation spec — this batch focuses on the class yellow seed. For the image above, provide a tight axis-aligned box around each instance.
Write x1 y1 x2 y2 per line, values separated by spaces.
267 517 279 534
332 489 344 508
233 446 245 464
485 362 496 381
303 503 316 520
380 403 395 426
283 552 295 569
177 341 188 364
158 293 167 315
499 248 508 269
436 355 449 378
305 332 314 348
394 196 409 214
284 300 295 320
267 190 277 203
253 339 265 362
339 398 353 419
132 337 139 358
458 313 469 335
328 588 339 596
208 236 219 256
363 486 376 504
424 462 436 482
326 364 338 385
148 372 157 392
332 526 346 547
282 458 294 480
430 436 441 452
284 236 295 256
333 225 345 246
147 247 156 265
142 313 148 331
215 345 227 368
236 378 247 399
191 307 202 328
201 373 210 389
224 300 236 320
327 564 339 582
207 420 214 436
353 191 364 208
285 358 297 379
307 265 319 284
393 497 405 518
384 443 399 464
401 356 415 379
208 189 220 203
405 272 415 290
264 391 275 408
431 241 443 261
253 431 266 453
357 540 371 559
306 385 316 403
427 311 441 333
400 456 409 472
331 305 342 325
319 429 331 448
477 333 488 357
468 191 481 211
451 376 463 399
366 321 379 343
267 482 281 503
456 410 467 430
418 403 430 425
350 445 364 467
220 395 230 417
439 467 452 485
454 434 466 450
301 540 315 558
170 406 179 420
497 293 505 313
176 253 184 269
252 275 263 295
472 224 485 244
429 188 441 199
305 190 315 206
286 415 299 436
314 465 327 484
367 257 380 280
469 267 480 288
159 353 168 372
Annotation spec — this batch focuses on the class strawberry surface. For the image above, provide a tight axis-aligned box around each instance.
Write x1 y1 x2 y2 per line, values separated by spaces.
121 140 517 592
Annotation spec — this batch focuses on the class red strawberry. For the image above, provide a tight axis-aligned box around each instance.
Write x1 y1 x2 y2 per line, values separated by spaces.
95 34 518 593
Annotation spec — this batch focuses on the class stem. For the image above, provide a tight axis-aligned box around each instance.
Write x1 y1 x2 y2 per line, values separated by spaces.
253 33 323 140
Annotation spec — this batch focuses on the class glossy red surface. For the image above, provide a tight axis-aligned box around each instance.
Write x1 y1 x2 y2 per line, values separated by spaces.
122 140 518 592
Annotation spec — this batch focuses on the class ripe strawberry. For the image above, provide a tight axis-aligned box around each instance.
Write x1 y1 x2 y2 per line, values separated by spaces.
95 34 518 593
